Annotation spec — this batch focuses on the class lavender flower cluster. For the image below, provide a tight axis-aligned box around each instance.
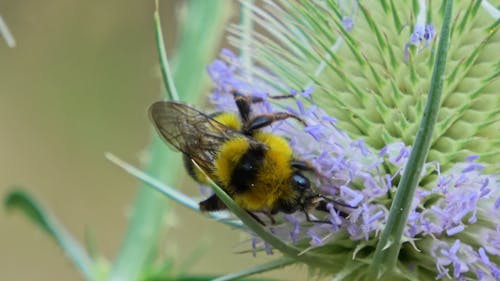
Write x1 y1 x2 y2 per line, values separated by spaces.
206 50 500 280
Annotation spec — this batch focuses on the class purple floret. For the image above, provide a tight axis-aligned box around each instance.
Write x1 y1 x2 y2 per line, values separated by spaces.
205 50 500 280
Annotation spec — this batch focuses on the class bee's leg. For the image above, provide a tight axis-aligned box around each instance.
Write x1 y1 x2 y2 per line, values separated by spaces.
200 194 267 225
292 159 333 185
292 159 336 186
315 196 351 218
230 88 297 101
199 194 227 212
230 89 297 122
303 208 332 224
261 211 277 225
315 199 329 212
318 194 356 209
247 210 267 226
232 93 253 122
267 93 296 100
245 112 307 134
231 90 265 123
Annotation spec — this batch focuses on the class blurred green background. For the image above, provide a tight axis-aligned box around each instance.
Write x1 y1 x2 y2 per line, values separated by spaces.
0 1 310 280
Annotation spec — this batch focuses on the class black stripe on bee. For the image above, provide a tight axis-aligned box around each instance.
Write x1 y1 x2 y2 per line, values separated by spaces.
230 143 266 194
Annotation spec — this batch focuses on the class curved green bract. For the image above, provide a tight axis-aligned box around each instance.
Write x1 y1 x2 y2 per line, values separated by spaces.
5 189 93 280
212 257 294 281
105 153 243 228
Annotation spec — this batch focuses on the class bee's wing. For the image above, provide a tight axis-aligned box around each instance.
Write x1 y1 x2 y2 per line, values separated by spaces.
148 101 241 173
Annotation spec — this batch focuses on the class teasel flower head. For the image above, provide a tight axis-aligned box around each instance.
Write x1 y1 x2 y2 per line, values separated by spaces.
203 1 500 280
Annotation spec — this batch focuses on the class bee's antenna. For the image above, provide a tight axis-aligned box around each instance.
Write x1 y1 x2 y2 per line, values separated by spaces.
318 194 356 209
312 194 355 221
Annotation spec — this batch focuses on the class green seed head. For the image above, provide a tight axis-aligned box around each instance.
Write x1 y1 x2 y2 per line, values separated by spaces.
234 1 499 177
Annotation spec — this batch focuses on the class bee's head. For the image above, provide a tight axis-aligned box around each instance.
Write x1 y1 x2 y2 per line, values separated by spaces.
292 172 330 211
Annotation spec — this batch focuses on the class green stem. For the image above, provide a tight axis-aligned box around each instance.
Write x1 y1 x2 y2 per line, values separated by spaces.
370 0 453 278
110 138 178 281
109 1 230 280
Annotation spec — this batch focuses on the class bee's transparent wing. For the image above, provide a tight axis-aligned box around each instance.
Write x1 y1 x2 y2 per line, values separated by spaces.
149 101 239 173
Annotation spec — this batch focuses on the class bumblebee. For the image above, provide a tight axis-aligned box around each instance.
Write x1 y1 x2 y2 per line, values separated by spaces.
149 91 332 224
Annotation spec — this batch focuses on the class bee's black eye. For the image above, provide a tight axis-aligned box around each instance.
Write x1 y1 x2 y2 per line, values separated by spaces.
292 173 310 191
